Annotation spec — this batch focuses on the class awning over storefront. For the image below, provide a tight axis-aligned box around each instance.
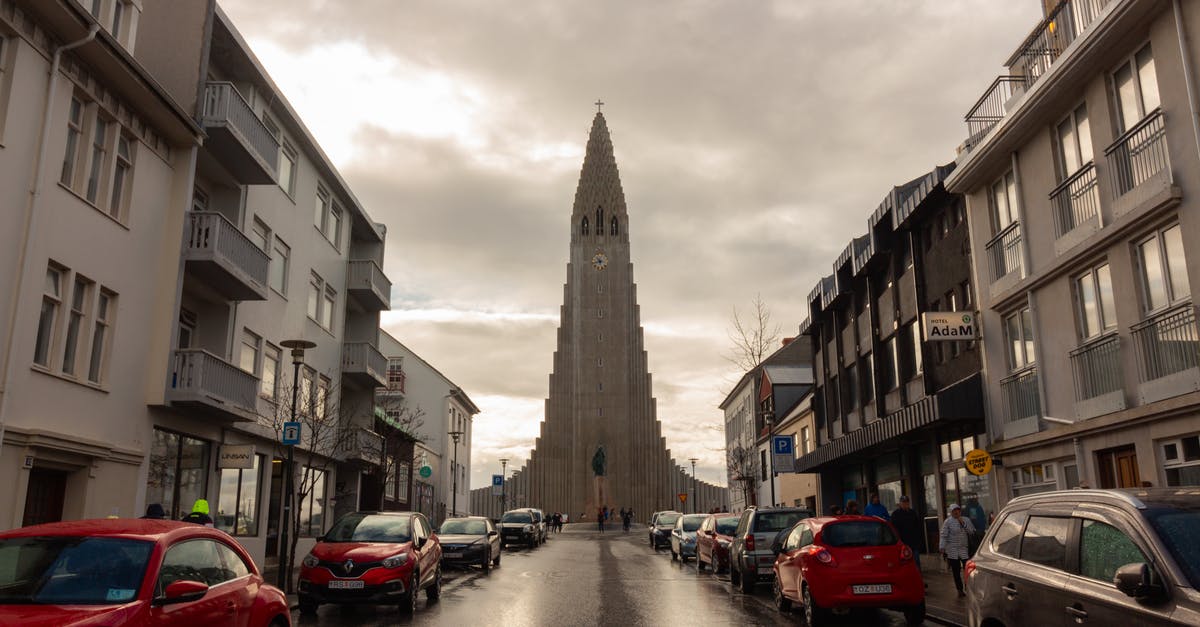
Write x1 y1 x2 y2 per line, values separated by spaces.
794 373 984 473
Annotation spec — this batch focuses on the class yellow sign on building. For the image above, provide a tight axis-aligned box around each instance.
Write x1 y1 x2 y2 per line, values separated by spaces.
964 449 993 476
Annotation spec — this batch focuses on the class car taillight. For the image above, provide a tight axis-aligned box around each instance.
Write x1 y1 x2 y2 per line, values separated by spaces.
899 544 913 562
744 534 755 551
810 546 834 566
964 559 976 584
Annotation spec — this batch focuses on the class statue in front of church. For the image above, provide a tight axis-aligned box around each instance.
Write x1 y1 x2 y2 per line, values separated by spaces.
592 444 607 515
592 445 606 477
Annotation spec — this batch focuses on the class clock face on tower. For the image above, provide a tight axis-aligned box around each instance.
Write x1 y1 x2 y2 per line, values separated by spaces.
591 251 609 271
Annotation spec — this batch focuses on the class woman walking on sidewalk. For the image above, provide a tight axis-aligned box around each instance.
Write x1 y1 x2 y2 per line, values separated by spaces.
939 503 976 597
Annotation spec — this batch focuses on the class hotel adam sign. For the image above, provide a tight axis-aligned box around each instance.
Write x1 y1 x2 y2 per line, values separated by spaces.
921 312 976 342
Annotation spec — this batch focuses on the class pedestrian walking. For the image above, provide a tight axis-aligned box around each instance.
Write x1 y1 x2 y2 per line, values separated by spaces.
864 493 890 521
844 499 860 515
890 495 923 567
181 499 214 527
597 507 607 533
939 503 976 597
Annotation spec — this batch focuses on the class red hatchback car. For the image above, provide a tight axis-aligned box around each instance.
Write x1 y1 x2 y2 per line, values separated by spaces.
695 512 738 573
772 515 925 626
0 518 290 627
298 511 441 615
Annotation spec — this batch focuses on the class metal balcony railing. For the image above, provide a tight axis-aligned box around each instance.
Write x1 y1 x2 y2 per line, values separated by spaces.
1070 333 1122 401
1001 367 1041 423
964 76 1026 148
185 212 270 289
201 82 280 173
169 349 258 415
986 221 1022 283
1132 303 1199 382
1105 108 1169 198
341 426 384 465
347 260 392 310
342 342 388 386
1050 162 1099 238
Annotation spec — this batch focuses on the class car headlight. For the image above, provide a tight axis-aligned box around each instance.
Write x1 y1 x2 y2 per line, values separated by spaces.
301 553 319 568
524 524 533 533
382 552 410 569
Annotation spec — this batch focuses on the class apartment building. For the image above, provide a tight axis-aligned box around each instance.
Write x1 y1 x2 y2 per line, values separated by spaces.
377 331 479 525
770 388 819 512
947 0 1200 500
0 0 395 569
796 165 989 538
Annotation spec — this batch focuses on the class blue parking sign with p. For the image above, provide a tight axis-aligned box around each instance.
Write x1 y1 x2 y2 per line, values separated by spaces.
491 474 503 496
773 435 793 455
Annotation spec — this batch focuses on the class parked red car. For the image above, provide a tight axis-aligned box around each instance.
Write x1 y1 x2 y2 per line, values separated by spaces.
695 512 739 573
0 518 290 627
298 511 441 615
772 515 924 626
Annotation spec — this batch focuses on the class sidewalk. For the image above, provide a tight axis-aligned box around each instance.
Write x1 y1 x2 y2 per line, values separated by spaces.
919 554 967 626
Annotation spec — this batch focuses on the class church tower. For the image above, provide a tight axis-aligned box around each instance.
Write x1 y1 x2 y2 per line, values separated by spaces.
514 110 716 518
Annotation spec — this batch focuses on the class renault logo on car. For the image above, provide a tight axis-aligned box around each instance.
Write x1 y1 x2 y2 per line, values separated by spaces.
342 559 355 574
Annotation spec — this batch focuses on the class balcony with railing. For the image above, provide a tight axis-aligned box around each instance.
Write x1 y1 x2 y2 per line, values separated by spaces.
183 212 270 301
1001 366 1041 439
1105 108 1171 216
1070 333 1126 418
340 425 384 466
964 76 1026 149
167 349 259 421
347 260 392 312
342 342 388 388
1050 162 1100 254
986 222 1023 287
200 82 280 185
1132 303 1200 404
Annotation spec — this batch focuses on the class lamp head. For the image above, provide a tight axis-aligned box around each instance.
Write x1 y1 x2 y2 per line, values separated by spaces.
280 339 317 364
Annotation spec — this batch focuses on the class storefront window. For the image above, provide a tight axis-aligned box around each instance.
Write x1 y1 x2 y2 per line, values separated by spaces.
960 470 992 531
146 428 210 520
923 474 938 517
298 467 326 536
217 455 261 536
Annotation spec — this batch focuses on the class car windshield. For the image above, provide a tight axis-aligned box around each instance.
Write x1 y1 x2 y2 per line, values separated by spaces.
821 520 898 547
501 512 532 524
440 519 488 535
753 511 810 533
0 536 153 605
716 516 739 535
657 513 680 526
1147 507 1200 588
681 515 707 532
325 514 411 543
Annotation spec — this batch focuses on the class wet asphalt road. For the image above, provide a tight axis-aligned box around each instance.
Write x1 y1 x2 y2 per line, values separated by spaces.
291 523 917 626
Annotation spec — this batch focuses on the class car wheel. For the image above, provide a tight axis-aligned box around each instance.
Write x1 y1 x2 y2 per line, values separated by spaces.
426 566 441 601
803 584 826 627
738 563 756 593
903 601 926 626
482 548 492 574
773 575 792 612
401 571 419 614
298 595 319 615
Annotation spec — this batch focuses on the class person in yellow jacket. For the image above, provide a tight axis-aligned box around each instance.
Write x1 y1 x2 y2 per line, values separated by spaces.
181 498 214 527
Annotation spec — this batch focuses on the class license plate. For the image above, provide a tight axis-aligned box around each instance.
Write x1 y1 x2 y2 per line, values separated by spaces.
329 580 364 589
444 552 462 558
852 584 892 595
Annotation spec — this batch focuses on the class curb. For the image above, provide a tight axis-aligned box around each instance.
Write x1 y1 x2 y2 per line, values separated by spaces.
925 603 965 627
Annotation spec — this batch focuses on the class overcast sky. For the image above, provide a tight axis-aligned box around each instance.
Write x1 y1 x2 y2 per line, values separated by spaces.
220 0 1042 491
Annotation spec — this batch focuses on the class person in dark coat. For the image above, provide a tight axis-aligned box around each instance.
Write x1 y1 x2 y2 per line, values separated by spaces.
181 498 214 527
890 495 924 567
141 503 167 519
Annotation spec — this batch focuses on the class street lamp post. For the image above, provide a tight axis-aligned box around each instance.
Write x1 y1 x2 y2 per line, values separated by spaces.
448 430 464 517
688 457 698 514
499 457 509 515
277 339 315 592
766 415 776 507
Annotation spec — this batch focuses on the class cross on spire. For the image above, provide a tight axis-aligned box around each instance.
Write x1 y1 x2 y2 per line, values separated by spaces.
595 99 604 113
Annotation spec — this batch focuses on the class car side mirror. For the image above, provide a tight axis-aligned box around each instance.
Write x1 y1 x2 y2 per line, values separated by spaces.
415 536 426 549
488 530 498 537
1114 562 1165 600
154 580 209 606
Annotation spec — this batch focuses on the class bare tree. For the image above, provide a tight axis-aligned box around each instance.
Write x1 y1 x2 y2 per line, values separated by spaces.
726 293 782 372
372 391 427 509
725 443 759 509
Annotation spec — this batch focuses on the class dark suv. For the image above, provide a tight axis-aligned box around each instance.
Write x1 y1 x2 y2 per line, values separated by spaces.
649 511 681 550
498 509 539 548
729 506 813 593
967 488 1200 626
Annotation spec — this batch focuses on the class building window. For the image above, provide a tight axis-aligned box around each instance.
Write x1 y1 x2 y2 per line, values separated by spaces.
1162 435 1200 486
800 426 812 454
581 217 589 235
270 238 289 295
307 273 335 331
216 454 261 536
111 0 127 41
238 329 260 375
85 117 108 204
299 467 326 536
989 170 1019 233
61 276 92 376
322 286 336 332
261 344 280 400
60 98 84 186
109 135 133 216
1113 44 1161 133
249 217 270 252
1135 224 1188 313
1004 307 1036 371
278 142 297 197
861 355 874 403
909 321 923 374
316 375 330 421
87 290 113 383
314 186 330 232
1009 463 1057 497
760 449 768 481
146 428 210 520
307 273 321 321
1075 263 1117 339
844 363 859 410
60 98 136 220
1056 103 1093 177
881 336 899 391
610 216 619 236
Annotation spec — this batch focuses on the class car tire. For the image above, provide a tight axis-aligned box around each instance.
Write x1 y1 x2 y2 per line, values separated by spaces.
482 548 492 574
426 566 441 601
493 548 502 566
401 571 419 614
903 601 926 626
803 584 826 627
729 564 741 588
298 595 319 615
773 575 792 612
739 562 756 593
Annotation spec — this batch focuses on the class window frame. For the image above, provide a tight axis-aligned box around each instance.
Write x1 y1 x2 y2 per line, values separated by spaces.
34 266 65 368
269 237 290 297
238 328 261 376
216 454 262 537
988 170 1020 235
1055 102 1093 179
87 289 114 384
1112 43 1161 134
1073 262 1117 340
261 343 280 401
60 275 93 377
1134 223 1189 314
1003 307 1036 372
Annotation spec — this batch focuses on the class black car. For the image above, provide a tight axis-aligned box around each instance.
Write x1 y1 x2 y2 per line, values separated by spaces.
649 511 681 550
498 509 538 548
438 516 501 573
967 488 1200 626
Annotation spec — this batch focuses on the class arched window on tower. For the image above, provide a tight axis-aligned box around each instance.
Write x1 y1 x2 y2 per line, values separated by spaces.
610 217 619 236
581 217 589 235
596 206 603 234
